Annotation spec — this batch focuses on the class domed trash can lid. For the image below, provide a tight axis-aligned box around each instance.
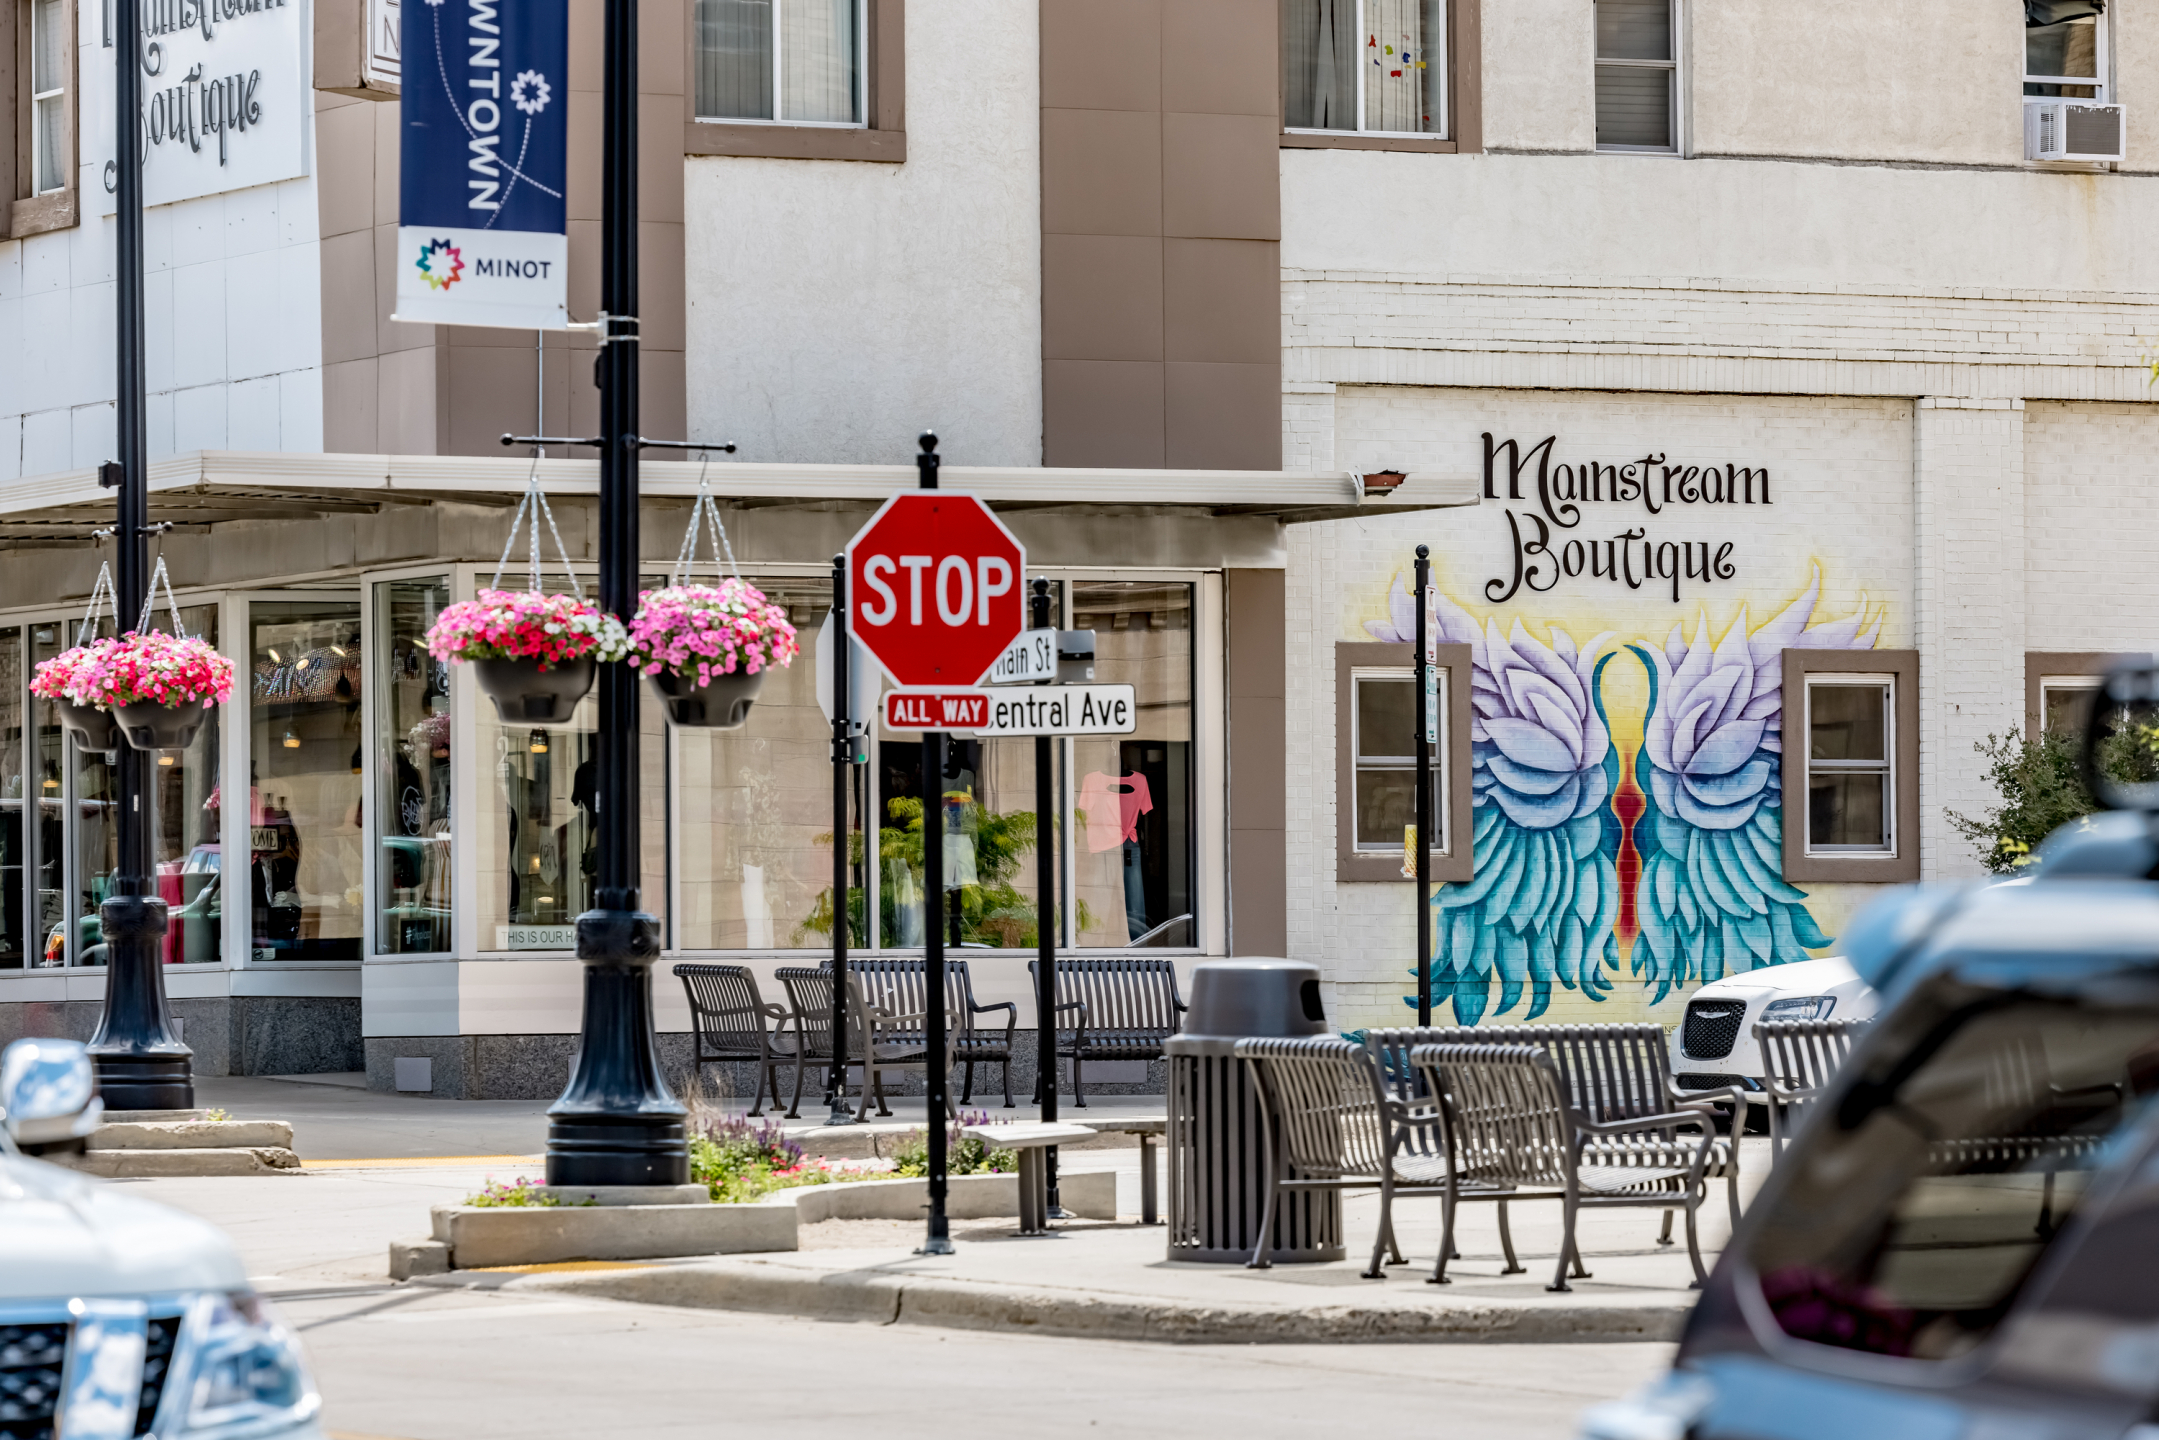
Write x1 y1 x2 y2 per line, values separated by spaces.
1181 958 1328 1040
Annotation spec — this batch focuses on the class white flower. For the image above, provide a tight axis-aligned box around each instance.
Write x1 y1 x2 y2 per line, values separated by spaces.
511 70 552 117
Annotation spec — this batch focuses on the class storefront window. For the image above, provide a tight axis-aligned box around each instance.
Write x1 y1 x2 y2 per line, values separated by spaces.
0 628 23 969
30 624 63 966
1071 582 1193 948
375 579 453 954
674 580 866 950
249 602 363 961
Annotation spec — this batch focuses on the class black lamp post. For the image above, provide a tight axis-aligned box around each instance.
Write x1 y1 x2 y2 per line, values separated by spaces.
1413 543 1433 1027
541 0 686 1187
87 0 192 1112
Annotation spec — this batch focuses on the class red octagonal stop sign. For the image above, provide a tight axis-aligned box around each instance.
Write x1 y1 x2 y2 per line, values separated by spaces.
845 492 1026 687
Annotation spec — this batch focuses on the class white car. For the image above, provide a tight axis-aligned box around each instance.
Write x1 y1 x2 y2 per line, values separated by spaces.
1670 955 1880 1107
0 1039 325 1440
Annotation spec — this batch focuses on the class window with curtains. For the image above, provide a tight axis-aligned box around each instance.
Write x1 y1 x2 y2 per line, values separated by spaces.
693 0 864 126
1595 0 1677 152
1283 0 1446 136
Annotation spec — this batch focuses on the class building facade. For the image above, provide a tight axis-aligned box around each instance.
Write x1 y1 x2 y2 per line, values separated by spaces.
0 0 2151 1089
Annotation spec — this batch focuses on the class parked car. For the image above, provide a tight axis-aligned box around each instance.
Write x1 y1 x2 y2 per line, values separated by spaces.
1673 955 1882 1111
1581 807 2159 1440
0 1038 325 1440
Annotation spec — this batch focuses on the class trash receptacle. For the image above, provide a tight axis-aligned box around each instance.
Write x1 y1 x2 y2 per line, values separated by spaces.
1166 958 1343 1264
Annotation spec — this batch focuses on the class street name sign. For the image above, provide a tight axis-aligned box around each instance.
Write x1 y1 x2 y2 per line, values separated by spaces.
985 627 1058 685
882 685 1138 736
845 494 1026 687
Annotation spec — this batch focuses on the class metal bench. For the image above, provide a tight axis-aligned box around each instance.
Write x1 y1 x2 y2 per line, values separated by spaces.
822 957 1019 1107
773 965 958 1121
671 962 795 1117
1233 1035 1450 1277
1408 1041 1736 1289
1027 956 1188 1107
1754 1017 1871 1156
1366 1022 1742 1255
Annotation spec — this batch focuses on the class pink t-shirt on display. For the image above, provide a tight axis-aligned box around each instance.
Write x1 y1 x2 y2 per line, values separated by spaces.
1078 771 1153 853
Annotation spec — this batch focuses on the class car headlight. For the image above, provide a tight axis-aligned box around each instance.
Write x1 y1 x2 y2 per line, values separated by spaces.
171 1292 320 1439
1760 995 1836 1022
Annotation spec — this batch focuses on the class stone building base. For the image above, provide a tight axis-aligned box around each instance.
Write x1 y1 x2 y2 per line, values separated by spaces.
0 995 362 1077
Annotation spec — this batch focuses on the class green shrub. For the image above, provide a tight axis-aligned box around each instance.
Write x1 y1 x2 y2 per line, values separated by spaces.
465 1176 595 1208
888 1111 1019 1177
1948 721 2159 873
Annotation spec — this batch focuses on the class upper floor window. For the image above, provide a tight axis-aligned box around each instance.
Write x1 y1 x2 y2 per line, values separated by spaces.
1595 0 1676 152
1283 0 1447 137
2026 0 2107 99
28 0 70 194
693 0 863 127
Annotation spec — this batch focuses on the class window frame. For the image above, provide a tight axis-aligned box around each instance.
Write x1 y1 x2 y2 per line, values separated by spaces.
1780 649 1919 884
7 0 80 238
1280 0 1480 155
684 0 905 163
2023 3 2110 101
1336 641 1471 884
2025 651 2147 738
1594 0 1681 156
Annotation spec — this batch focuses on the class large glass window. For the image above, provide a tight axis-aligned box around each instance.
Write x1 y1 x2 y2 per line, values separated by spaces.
2026 0 2106 99
375 579 453 955
1805 678 1893 856
0 628 22 970
1283 0 1446 136
1595 0 1676 151
1071 582 1193 949
876 734 1054 951
675 580 866 950
30 623 63 966
249 602 363 961
1747 973 2159 1362
693 0 863 126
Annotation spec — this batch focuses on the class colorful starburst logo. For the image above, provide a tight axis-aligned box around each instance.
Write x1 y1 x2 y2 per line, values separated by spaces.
415 237 465 291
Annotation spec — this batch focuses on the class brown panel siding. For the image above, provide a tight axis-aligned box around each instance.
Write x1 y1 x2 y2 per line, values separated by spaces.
1226 567 1288 955
1039 0 1280 469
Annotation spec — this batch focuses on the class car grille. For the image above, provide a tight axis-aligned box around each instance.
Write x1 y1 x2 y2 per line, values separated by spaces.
1682 1000 1746 1059
1675 1072 1754 1092
0 1321 67 1440
0 1312 184 1440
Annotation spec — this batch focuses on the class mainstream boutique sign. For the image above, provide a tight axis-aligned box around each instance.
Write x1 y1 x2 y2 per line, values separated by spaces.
1481 433 1772 605
97 0 307 209
396 0 568 328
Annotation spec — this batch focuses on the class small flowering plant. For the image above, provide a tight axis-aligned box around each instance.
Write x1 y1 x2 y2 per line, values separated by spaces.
31 631 237 710
627 579 798 686
422 589 629 670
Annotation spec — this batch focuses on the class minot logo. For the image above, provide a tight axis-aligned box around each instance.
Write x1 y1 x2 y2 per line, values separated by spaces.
415 238 465 291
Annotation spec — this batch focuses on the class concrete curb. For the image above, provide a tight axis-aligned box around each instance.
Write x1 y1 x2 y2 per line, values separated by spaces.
89 1120 295 1151
68 1146 302 1177
428 1258 1695 1345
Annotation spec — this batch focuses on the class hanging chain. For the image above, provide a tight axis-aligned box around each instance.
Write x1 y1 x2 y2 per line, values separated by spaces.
135 554 190 640
489 452 586 600
76 562 117 647
669 450 740 587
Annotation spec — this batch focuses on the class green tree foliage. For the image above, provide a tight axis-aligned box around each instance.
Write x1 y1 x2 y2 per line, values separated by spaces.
1948 719 2159 873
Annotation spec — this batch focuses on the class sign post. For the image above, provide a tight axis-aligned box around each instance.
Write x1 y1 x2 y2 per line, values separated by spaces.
825 552 858 1126
1414 544 1434 1027
1030 579 1064 1217
844 436 1028 1255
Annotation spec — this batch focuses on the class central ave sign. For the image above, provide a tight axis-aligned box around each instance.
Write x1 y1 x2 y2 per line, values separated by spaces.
845 494 1026 687
883 685 1138 736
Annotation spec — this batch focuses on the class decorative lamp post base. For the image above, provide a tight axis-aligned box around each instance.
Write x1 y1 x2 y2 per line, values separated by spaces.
544 907 689 1187
87 895 194 1111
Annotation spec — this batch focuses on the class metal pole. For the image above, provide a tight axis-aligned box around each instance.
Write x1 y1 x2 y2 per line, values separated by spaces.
826 553 855 1125
1413 544 1433 1027
88 0 191 1111
1032 579 1064 1216
544 0 686 1186
917 432 953 1255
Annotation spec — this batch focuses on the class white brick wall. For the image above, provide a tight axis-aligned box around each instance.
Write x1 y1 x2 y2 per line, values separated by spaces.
2024 402 2159 653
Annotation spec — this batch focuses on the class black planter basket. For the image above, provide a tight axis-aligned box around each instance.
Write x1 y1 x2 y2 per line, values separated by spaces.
115 699 208 752
647 667 764 729
57 699 120 753
472 654 596 725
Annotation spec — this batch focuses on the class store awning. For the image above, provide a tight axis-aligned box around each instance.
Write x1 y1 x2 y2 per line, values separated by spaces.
0 451 1480 548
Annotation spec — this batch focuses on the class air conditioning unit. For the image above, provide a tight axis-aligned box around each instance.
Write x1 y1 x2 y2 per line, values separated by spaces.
2026 100 2126 162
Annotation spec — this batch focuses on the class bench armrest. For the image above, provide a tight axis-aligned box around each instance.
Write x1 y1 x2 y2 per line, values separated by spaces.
1666 1079 1748 1113
1575 1108 1715 1139
968 999 1019 1032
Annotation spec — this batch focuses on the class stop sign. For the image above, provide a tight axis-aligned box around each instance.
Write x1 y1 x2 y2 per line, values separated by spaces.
845 493 1026 687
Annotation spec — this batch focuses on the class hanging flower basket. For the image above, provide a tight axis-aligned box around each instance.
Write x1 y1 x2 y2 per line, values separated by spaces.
628 580 798 730
424 589 629 725
31 631 236 754
55 699 119 753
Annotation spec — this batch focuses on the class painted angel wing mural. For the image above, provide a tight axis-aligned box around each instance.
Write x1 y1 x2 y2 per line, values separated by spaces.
1632 568 1880 1002
1368 579 1620 1022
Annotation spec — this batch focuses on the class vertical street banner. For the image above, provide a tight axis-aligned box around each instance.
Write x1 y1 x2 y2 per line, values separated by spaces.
396 0 568 328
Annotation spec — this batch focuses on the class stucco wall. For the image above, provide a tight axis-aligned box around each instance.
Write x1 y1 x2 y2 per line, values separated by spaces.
1479 0 1595 154
2024 400 2159 653
682 0 1042 467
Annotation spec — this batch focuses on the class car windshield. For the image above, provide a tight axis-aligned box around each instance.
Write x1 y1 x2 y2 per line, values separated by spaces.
1745 970 2159 1362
